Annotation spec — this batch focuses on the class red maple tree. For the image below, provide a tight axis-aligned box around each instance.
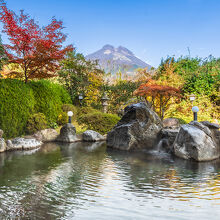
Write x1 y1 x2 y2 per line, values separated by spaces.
0 0 73 82
134 79 182 119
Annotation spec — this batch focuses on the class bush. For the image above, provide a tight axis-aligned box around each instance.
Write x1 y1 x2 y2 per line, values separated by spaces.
29 80 72 124
0 79 72 138
57 111 68 125
27 113 47 134
0 79 35 138
61 104 77 120
166 95 219 123
76 106 100 118
78 112 120 134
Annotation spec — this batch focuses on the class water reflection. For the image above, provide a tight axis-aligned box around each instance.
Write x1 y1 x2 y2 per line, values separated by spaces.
0 142 219 219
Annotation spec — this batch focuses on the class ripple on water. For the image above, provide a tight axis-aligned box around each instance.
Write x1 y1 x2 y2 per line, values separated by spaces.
0 143 220 219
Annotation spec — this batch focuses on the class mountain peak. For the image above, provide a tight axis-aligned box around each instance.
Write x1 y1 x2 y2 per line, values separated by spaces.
86 45 151 75
117 46 133 56
102 44 114 50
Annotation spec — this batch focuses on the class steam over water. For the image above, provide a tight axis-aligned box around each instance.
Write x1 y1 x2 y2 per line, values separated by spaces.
0 142 220 219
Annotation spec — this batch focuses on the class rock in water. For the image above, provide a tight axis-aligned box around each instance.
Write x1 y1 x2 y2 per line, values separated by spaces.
32 129 59 142
57 123 79 143
107 102 162 150
174 121 220 161
159 128 180 152
6 137 42 151
0 138 7 153
82 130 105 142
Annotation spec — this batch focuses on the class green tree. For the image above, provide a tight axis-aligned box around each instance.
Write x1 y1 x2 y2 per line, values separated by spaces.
58 51 104 104
103 80 140 113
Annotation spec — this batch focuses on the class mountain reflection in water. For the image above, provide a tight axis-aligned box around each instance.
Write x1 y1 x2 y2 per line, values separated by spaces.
0 142 220 219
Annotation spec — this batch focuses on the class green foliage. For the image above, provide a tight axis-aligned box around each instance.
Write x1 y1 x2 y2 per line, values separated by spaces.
61 104 77 120
58 51 104 104
29 80 71 124
174 56 201 78
0 79 71 138
57 111 68 125
0 79 35 138
182 72 215 96
166 96 219 123
78 112 120 135
48 122 58 129
104 80 140 114
27 113 47 134
76 106 100 118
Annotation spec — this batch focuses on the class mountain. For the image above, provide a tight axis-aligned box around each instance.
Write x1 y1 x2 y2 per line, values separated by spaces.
86 44 151 75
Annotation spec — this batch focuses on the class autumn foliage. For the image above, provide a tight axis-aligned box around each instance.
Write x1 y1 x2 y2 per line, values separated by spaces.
134 79 182 119
0 0 73 82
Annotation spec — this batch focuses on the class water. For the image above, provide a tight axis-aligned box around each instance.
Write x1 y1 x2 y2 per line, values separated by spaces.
0 142 220 219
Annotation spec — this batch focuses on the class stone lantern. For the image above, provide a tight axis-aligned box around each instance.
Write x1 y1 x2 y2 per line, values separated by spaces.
101 92 109 113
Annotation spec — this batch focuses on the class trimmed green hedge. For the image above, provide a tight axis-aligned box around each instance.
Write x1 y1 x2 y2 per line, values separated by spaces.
78 112 120 134
0 79 71 138
29 80 71 125
0 79 35 138
27 113 47 134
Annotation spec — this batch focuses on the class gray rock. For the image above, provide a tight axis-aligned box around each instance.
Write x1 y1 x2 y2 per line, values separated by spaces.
107 102 162 150
6 140 13 150
82 130 105 142
0 138 7 153
174 122 220 161
163 118 180 129
32 129 59 142
200 121 220 129
159 128 179 152
57 123 79 143
7 137 42 151
0 129 3 138
189 121 212 138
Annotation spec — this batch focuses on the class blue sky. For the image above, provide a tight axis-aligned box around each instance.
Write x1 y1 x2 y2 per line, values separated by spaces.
1 0 220 67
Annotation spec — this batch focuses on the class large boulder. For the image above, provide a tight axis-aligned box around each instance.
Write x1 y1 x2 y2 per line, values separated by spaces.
163 118 180 129
32 129 59 142
107 102 162 150
0 138 7 153
6 137 42 151
82 130 105 142
57 123 80 143
174 121 220 161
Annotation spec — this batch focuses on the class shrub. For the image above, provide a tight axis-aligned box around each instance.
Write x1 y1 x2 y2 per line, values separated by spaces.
76 106 100 118
78 112 120 134
0 79 72 138
48 122 58 129
61 104 77 120
29 80 71 124
166 95 219 123
57 111 68 125
0 79 35 138
26 113 47 134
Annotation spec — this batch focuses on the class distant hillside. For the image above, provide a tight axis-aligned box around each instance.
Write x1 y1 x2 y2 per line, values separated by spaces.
86 44 151 75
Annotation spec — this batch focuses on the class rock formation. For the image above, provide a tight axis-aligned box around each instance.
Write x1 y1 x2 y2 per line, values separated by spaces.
174 121 220 161
107 102 162 150
56 123 80 143
82 130 105 142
